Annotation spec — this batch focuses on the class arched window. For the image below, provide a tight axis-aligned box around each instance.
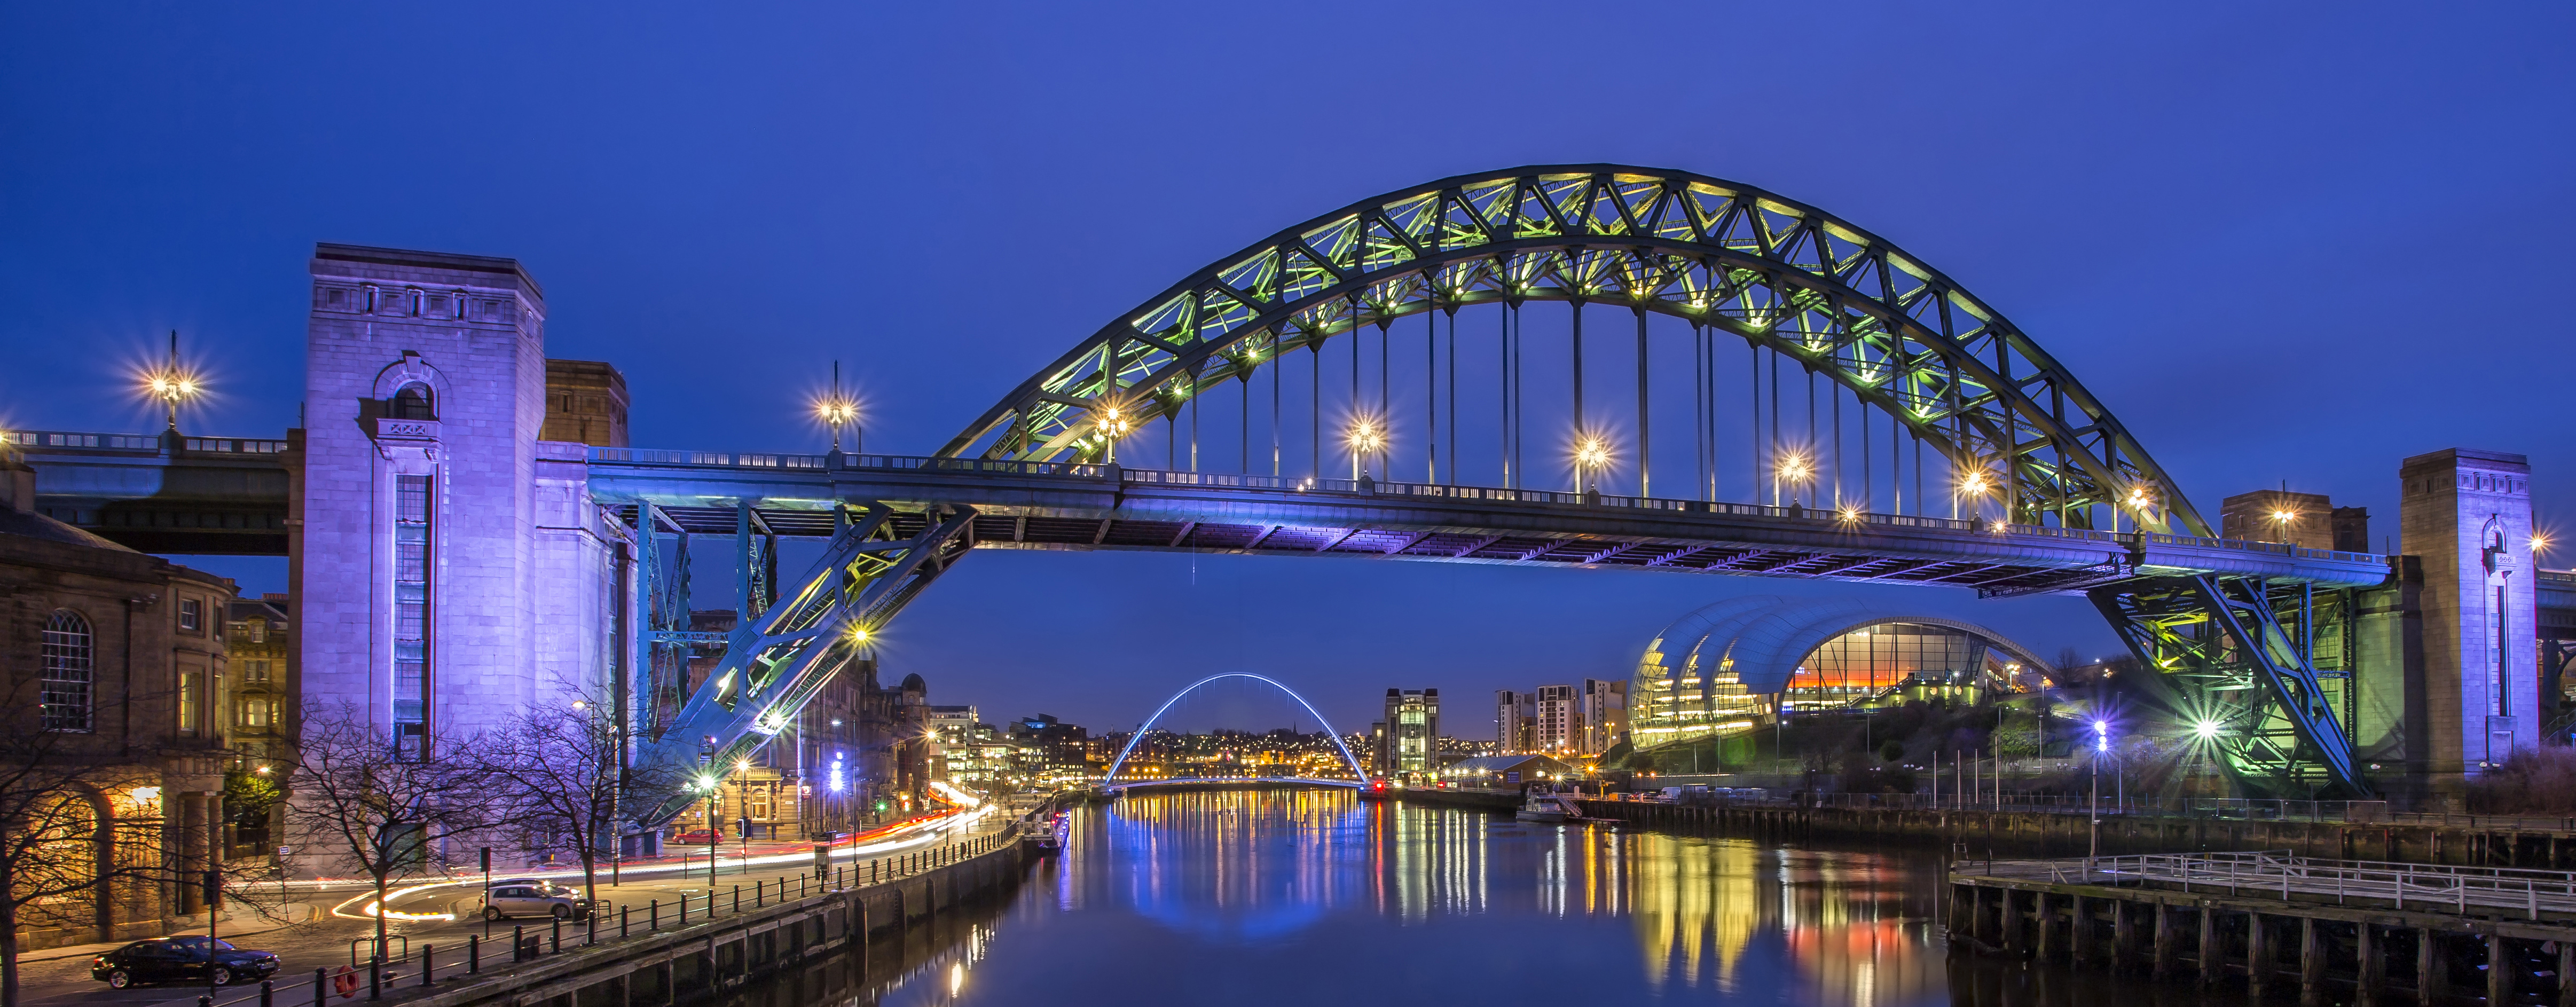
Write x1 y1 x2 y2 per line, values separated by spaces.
390 384 435 420
42 610 93 732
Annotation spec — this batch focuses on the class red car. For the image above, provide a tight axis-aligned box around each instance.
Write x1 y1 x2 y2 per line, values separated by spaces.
674 827 723 844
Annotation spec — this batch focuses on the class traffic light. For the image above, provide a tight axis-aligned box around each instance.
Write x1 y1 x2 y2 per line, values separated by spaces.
873 800 888 812
201 870 222 908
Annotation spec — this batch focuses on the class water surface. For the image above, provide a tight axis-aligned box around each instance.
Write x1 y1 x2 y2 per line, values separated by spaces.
782 788 2257 1006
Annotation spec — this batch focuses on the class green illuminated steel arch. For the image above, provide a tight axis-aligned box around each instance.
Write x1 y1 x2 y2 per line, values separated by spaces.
939 164 2206 536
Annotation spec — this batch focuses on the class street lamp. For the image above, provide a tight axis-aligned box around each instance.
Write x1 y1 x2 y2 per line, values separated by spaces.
2269 509 2297 544
1773 452 1810 508
1096 403 1134 463
1955 471 1991 521
1346 418 1385 480
1573 435 1612 493
139 331 202 434
814 361 861 454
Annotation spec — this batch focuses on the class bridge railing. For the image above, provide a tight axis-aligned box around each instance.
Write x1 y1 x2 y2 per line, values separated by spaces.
587 446 2390 567
6 429 292 454
588 446 1106 478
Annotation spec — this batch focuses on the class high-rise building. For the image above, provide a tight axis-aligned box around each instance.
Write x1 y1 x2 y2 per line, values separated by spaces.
1377 688 1439 777
1494 689 1536 753
926 704 977 781
1533 685 1577 754
1580 678 1628 754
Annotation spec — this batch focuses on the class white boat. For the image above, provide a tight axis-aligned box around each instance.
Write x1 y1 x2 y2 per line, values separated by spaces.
1515 794 1581 823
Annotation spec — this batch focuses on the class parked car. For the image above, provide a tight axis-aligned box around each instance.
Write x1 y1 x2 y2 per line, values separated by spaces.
674 827 723 844
93 936 281 988
482 882 591 921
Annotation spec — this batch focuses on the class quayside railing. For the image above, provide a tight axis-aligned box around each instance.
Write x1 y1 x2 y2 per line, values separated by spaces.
1968 849 2576 919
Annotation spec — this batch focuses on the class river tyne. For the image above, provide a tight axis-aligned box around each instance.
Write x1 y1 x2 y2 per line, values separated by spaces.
741 788 2265 1006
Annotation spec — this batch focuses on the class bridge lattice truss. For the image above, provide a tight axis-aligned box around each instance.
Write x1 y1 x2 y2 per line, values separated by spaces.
630 166 2374 808
943 165 2204 538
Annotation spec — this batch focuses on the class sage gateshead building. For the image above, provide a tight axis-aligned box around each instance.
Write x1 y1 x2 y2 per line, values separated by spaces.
1628 596 2054 751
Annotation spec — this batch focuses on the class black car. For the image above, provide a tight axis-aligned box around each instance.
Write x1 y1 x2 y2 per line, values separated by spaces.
92 936 281 988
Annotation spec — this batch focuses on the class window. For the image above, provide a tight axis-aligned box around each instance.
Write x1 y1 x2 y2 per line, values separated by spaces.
394 473 432 727
178 599 201 632
390 384 435 420
41 610 93 732
748 785 774 820
240 697 272 730
250 620 267 644
244 659 270 683
179 672 200 734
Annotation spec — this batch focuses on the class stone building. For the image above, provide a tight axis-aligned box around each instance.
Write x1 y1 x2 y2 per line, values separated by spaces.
222 595 289 860
1 453 237 949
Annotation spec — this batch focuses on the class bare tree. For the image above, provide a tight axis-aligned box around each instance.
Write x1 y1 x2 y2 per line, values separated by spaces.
0 698 151 1007
278 703 492 973
472 698 673 906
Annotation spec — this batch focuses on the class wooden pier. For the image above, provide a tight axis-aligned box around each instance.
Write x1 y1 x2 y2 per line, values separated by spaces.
1951 851 2576 1004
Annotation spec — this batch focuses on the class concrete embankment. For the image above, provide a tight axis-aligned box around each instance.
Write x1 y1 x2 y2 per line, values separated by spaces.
372 827 1034 1007
1568 800 2576 868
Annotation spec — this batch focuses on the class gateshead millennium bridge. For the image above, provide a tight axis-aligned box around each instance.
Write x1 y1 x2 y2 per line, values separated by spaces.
10 165 2549 816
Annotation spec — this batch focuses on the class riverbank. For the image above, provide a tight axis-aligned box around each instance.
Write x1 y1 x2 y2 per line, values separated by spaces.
1569 799 2576 867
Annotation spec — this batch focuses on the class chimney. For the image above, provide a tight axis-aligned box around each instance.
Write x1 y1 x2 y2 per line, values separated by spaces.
0 453 34 514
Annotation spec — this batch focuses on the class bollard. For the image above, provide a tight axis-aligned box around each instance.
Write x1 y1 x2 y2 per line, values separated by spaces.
260 979 274 1007
649 899 658 931
312 967 326 1007
420 945 433 986
732 885 740 914
468 934 480 974
551 917 561 953
622 904 631 938
757 879 765 907
513 925 526 963
368 954 381 1001
679 894 688 925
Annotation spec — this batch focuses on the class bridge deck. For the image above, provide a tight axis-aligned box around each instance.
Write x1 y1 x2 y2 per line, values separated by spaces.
7 433 2400 593
587 449 2392 594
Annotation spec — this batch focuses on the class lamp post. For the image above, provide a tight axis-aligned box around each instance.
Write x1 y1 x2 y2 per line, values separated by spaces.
1097 405 1134 463
1957 472 1989 522
1347 419 1385 482
1574 436 1611 494
2089 719 2109 860
1773 453 1809 508
814 362 860 455
142 330 202 439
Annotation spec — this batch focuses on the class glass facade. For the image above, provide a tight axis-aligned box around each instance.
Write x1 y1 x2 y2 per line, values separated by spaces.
1782 622 2015 714
1631 612 2033 750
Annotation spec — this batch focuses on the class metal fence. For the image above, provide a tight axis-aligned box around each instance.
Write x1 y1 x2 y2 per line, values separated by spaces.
1970 849 2576 919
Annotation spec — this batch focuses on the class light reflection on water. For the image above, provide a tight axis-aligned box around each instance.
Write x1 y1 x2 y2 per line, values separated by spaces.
746 788 2253 1006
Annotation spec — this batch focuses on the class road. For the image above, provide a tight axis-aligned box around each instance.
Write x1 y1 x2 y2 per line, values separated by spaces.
10 808 1011 1007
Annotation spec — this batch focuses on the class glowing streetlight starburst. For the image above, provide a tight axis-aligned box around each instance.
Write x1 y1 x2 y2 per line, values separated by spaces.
139 331 203 432
815 361 862 453
1574 437 1611 470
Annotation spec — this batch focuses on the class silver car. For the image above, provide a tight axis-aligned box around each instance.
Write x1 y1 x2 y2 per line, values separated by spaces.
482 883 587 921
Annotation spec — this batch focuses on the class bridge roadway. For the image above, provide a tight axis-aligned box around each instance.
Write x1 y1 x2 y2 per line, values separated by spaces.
588 447 2392 596
5 432 2395 593
0 431 2425 593
1098 776 1364 795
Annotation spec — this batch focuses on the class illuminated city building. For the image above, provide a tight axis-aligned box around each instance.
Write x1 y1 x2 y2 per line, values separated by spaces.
1533 685 1576 754
1494 689 1536 753
1629 596 2052 752
1580 678 1627 754
1376 688 1439 777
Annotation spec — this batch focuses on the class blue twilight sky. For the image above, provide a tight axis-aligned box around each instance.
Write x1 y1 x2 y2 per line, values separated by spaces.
5 4 2574 736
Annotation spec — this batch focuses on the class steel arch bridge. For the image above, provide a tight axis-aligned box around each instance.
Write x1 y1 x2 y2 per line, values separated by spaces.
942 165 2194 537
1098 673 1370 792
569 166 2388 816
